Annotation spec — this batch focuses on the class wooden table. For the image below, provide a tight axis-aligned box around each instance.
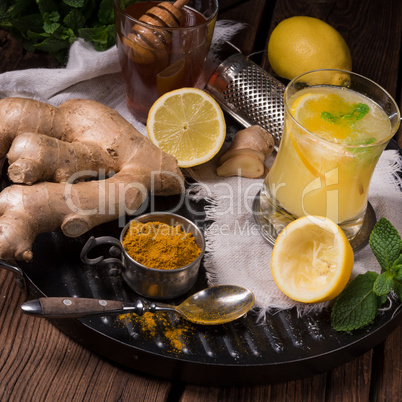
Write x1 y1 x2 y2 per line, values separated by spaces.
1 0 401 400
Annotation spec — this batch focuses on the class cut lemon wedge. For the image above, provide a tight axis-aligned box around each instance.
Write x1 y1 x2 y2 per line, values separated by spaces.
147 88 226 168
156 59 186 96
271 216 354 303
288 92 355 177
290 92 353 142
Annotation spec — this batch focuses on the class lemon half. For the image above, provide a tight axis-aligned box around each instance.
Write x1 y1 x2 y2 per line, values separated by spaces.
147 88 226 168
271 216 354 303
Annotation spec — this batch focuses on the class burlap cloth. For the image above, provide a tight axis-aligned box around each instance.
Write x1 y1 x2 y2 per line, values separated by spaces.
0 21 401 316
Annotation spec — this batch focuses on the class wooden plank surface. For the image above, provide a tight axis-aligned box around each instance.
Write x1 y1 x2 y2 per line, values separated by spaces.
0 0 401 401
1 270 174 401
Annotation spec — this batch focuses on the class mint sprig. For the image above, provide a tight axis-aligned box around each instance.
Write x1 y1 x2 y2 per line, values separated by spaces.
331 218 402 331
321 103 370 125
0 0 116 63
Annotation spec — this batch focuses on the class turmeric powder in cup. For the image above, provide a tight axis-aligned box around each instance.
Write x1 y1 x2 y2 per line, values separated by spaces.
122 220 201 270
119 212 205 299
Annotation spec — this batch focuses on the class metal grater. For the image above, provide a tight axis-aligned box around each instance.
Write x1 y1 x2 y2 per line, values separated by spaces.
206 52 286 146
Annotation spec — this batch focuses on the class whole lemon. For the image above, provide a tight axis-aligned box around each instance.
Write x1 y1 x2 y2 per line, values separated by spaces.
268 16 352 80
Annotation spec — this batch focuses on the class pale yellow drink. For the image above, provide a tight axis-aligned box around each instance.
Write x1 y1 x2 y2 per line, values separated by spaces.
263 84 393 229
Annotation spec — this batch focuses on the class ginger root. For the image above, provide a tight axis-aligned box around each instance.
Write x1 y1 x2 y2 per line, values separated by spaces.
216 125 275 178
0 97 184 262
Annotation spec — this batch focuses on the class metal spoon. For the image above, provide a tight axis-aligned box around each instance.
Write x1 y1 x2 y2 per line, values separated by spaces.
21 285 255 325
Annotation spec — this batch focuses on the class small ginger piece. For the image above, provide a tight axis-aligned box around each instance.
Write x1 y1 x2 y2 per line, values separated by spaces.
216 125 274 178
216 154 265 178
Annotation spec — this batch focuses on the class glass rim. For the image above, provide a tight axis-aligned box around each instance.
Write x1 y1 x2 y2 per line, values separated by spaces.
114 0 219 31
284 68 401 148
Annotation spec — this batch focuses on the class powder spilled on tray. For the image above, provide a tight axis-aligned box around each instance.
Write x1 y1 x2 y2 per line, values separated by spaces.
117 311 192 353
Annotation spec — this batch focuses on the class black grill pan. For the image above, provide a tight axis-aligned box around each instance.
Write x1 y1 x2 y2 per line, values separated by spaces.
1 143 401 386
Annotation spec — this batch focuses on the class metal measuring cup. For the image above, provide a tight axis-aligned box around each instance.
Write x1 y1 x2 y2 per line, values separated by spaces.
80 213 205 299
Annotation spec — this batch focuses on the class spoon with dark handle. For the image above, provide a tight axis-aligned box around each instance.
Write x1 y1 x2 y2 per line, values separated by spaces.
21 285 255 325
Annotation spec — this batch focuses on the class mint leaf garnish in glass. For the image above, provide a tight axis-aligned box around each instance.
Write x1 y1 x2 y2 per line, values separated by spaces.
321 103 369 125
331 218 402 331
343 103 370 122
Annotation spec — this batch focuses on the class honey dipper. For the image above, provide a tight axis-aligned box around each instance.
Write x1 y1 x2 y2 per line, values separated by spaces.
123 0 190 64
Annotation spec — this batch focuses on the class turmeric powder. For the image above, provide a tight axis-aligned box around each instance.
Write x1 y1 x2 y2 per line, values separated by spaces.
118 311 190 353
122 220 201 269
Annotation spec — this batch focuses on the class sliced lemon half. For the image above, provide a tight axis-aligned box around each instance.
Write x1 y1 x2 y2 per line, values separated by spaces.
147 88 226 168
271 216 354 303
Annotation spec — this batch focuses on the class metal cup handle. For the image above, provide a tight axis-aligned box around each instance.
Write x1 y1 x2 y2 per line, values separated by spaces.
80 236 125 275
0 259 27 293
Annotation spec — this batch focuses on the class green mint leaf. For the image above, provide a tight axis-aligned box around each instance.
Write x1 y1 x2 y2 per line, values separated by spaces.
321 103 369 126
391 256 402 301
348 137 376 146
373 272 394 296
43 22 59 33
22 38 35 53
331 271 382 331
81 0 97 19
392 280 402 301
11 14 43 35
4 0 32 19
78 24 115 51
369 218 402 272
391 254 402 271
321 111 337 123
51 26 76 43
37 0 58 15
391 264 402 282
43 11 60 34
63 9 86 31
26 29 48 40
33 36 70 52
63 0 87 8
44 10 59 23
378 293 388 306
98 0 114 25
342 103 369 122
347 136 376 156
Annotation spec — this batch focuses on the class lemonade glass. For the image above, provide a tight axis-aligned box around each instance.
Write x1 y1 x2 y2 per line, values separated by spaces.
260 69 400 241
